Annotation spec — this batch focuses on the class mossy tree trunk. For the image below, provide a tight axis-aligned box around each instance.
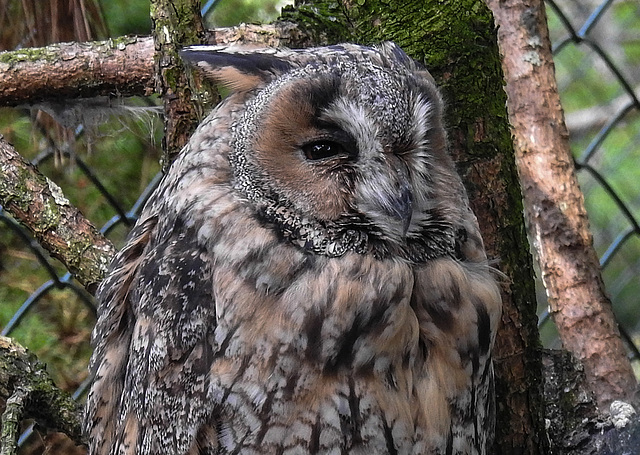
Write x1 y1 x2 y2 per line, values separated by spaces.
284 1 546 453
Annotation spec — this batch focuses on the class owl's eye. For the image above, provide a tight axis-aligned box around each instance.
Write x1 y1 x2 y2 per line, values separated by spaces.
302 141 349 161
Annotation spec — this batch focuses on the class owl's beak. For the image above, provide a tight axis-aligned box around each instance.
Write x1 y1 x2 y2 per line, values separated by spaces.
390 177 413 237
357 159 414 240
373 165 413 239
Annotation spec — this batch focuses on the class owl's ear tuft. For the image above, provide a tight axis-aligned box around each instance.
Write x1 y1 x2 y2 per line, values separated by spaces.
377 41 436 84
180 45 293 91
378 42 413 66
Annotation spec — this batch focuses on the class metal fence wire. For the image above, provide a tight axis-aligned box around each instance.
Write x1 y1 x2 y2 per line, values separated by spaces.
0 0 639 449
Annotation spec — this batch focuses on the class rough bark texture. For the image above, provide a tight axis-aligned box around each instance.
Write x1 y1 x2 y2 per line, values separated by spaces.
543 349 640 454
485 0 637 410
0 336 83 452
207 22 314 49
285 1 546 453
151 0 212 168
0 37 155 106
0 134 115 293
542 348 602 454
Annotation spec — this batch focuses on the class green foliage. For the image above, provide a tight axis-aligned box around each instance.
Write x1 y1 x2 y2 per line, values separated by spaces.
203 0 290 27
102 1 153 35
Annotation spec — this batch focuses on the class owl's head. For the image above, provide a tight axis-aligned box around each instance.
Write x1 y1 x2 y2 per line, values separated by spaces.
181 42 469 262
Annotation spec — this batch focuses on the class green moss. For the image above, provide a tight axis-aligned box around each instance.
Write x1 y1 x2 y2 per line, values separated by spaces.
0 46 59 65
0 165 35 213
39 195 61 233
280 2 356 44
107 35 142 49
0 37 146 67
151 0 204 45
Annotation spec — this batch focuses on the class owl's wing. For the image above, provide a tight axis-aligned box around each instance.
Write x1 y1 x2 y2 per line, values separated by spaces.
84 212 218 455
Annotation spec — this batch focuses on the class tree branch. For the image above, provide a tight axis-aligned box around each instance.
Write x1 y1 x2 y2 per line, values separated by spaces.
0 23 311 108
485 0 638 409
0 36 155 107
0 336 83 452
151 0 212 167
0 135 115 293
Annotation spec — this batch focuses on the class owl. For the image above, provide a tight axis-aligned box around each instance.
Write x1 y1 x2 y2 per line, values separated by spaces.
84 42 502 455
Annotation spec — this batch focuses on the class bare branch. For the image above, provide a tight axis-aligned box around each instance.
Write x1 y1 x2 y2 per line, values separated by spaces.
485 0 638 409
0 36 155 106
0 135 115 293
0 24 311 108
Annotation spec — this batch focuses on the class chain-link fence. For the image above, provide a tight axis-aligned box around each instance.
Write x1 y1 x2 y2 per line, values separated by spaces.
0 126 163 447
0 0 639 449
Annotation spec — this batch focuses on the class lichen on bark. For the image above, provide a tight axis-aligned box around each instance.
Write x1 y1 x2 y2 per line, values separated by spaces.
0 135 115 293
0 336 84 453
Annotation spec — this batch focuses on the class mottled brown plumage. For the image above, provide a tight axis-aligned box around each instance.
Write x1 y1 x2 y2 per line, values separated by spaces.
84 42 502 454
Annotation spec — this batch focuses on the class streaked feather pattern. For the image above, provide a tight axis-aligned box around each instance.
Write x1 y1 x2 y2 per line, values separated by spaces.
85 42 501 455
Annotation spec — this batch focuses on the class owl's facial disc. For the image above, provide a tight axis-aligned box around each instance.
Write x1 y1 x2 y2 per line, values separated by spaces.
229 57 454 259
314 76 419 242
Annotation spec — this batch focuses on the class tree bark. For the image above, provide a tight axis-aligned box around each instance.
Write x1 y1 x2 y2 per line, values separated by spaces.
0 336 83 452
150 0 214 167
0 37 155 106
0 24 312 107
485 0 637 411
0 135 115 293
